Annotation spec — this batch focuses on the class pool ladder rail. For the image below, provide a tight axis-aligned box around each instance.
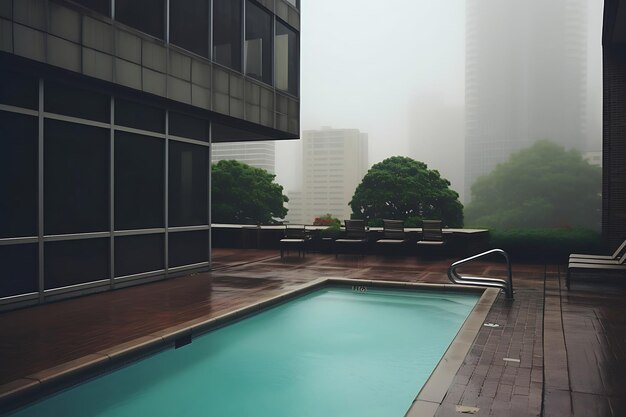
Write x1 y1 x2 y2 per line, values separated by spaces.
447 249 514 299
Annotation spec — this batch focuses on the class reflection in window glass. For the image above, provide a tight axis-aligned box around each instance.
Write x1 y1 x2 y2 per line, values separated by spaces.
169 230 208 267
245 1 272 85
275 21 299 96
168 141 208 227
44 120 109 235
115 234 164 277
169 112 209 142
213 0 242 71
115 131 164 230
115 0 165 39
0 244 38 297
170 0 209 57
45 80 110 123
0 112 38 238
115 98 165 133
44 238 109 289
0 68 38 110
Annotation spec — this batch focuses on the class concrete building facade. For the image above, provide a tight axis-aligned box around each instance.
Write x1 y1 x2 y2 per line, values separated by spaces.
0 0 300 310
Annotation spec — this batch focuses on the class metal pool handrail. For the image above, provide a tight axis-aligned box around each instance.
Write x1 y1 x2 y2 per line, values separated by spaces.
447 249 514 299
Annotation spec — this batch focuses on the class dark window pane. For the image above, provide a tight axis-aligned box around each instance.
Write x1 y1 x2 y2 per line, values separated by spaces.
213 0 242 71
169 112 209 141
45 80 110 123
115 98 165 133
0 67 38 109
275 21 299 96
168 230 208 267
115 233 164 277
115 0 164 39
170 0 209 57
245 1 272 85
45 238 109 289
0 244 38 297
44 120 109 234
0 112 38 238
74 0 110 16
115 131 164 229
168 141 209 226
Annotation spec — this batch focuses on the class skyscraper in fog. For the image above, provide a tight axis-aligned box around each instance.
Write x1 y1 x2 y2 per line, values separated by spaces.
212 141 276 173
287 128 368 224
464 0 588 200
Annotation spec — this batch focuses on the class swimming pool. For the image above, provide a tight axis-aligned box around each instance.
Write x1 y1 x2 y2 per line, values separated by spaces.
10 286 480 417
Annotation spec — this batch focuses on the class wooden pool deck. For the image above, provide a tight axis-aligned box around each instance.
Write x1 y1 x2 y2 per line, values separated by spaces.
1 248 625 416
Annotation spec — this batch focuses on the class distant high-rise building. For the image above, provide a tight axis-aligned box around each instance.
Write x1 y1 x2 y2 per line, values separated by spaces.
286 128 369 224
464 0 588 200
212 141 276 173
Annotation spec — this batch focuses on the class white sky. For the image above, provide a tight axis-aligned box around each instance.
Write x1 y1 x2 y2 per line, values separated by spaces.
276 0 466 191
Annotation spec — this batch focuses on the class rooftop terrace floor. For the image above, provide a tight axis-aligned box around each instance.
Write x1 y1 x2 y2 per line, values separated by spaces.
1 249 625 416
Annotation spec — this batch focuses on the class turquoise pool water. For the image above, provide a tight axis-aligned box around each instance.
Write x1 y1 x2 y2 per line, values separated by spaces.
13 287 479 417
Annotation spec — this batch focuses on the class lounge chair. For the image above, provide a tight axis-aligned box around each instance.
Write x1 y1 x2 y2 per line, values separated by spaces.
567 252 626 289
569 239 626 262
334 219 368 257
416 220 445 247
280 225 310 258
376 219 407 254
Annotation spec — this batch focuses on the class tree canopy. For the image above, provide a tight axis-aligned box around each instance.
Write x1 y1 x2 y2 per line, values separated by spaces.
465 140 602 230
349 156 463 227
212 160 288 224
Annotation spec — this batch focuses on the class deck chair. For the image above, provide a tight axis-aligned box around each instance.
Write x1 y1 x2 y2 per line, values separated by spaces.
569 239 626 262
416 220 445 247
376 220 407 253
280 225 310 258
567 252 626 289
334 220 368 257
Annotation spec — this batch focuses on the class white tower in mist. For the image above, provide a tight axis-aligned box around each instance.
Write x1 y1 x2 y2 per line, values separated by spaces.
464 0 588 200
287 127 368 224
212 141 276 173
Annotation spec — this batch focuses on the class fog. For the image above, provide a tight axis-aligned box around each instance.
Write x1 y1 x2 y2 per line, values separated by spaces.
276 0 603 224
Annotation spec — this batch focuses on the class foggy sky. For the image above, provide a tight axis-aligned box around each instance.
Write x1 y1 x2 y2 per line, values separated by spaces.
275 0 603 195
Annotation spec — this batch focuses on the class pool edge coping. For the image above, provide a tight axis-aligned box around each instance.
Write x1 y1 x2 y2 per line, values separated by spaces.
405 286 500 417
0 278 494 415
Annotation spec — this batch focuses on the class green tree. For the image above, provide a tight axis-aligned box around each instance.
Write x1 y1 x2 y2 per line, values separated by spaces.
212 160 288 224
465 140 602 230
350 156 463 227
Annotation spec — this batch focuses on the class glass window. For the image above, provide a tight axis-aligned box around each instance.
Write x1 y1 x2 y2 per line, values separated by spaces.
213 0 242 71
245 1 272 85
45 80 110 123
115 98 165 133
0 68 38 110
170 0 209 57
44 238 109 289
44 120 109 235
168 141 208 226
115 233 164 277
168 230 208 267
169 112 209 142
74 0 110 16
0 244 38 297
0 112 38 238
115 0 164 39
275 21 298 96
115 131 164 230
